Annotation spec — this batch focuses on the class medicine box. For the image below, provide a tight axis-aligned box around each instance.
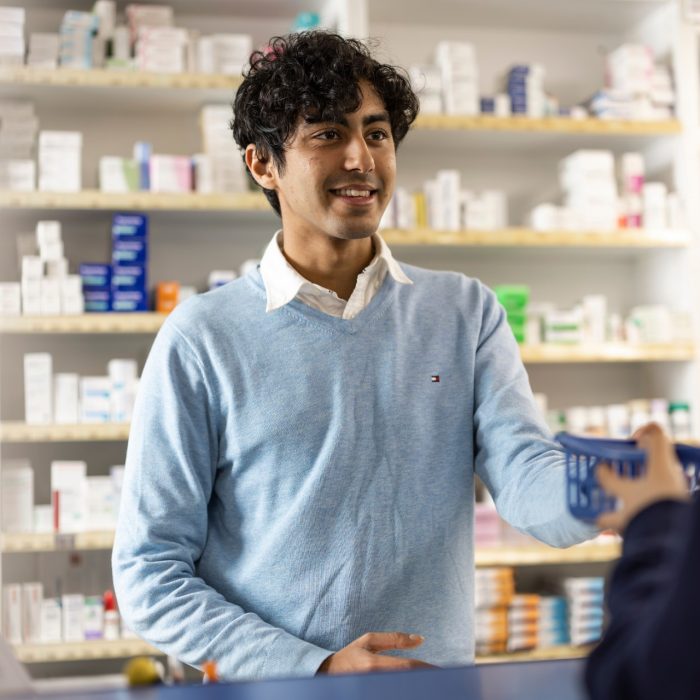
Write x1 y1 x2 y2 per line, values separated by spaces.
112 212 148 240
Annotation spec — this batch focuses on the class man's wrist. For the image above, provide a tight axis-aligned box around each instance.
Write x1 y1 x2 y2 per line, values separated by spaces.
316 653 334 674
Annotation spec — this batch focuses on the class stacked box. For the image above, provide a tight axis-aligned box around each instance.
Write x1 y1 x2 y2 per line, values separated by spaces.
408 65 442 115
28 33 59 68
58 10 99 70
538 596 570 648
559 150 618 232
0 6 25 67
435 41 479 116
135 26 188 74
0 100 38 191
505 64 545 118
197 33 252 75
81 263 112 312
39 130 82 192
126 4 174 42
474 567 515 656
507 594 540 652
197 105 247 194
111 213 148 311
564 577 605 646
494 285 529 344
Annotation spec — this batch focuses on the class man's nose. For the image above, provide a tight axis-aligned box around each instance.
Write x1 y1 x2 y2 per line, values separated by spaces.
343 134 375 173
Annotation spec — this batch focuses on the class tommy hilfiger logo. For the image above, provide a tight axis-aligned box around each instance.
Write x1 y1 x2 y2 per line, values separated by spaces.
431 374 440 383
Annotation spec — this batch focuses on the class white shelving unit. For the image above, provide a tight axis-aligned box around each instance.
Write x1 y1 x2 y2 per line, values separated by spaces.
1 0 698 678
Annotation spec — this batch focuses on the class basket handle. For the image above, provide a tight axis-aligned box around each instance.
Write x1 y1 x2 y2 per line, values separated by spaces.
557 432 700 465
556 433 646 461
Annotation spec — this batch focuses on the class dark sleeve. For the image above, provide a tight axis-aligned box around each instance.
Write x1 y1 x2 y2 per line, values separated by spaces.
585 498 697 700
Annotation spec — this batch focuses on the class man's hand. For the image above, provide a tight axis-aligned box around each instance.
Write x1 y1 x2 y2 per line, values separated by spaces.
317 632 434 674
596 422 690 533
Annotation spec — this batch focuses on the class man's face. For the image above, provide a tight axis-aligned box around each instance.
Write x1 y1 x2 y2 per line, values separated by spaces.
272 81 397 241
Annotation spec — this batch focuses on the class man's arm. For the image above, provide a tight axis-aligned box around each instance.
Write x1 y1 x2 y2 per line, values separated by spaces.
472 285 596 547
111 320 332 680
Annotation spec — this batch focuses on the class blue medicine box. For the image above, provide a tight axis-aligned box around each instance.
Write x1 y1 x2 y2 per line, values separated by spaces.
112 265 147 293
84 289 111 312
112 290 148 312
80 263 111 290
112 239 148 265
112 213 148 241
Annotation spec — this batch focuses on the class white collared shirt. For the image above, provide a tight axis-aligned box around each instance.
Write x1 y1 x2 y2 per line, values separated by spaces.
258 230 413 320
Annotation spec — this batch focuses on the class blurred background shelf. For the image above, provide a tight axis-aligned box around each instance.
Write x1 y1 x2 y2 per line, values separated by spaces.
519 343 696 364
0 190 269 211
475 645 591 665
12 639 162 664
0 313 167 334
1 530 115 553
382 227 693 248
0 422 130 443
474 541 620 567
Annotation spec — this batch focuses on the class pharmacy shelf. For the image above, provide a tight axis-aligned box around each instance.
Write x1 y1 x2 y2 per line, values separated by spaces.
12 639 162 664
0 531 114 553
0 65 241 91
413 113 681 135
475 541 620 568
521 343 696 364
382 227 693 249
10 638 585 664
0 313 167 334
475 645 591 665
0 190 269 212
0 529 620 564
0 68 678 139
0 422 130 443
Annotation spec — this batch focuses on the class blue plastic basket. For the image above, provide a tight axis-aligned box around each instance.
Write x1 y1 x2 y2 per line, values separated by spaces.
556 432 700 521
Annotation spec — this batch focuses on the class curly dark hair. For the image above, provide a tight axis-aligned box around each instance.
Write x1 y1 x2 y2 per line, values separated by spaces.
231 31 419 216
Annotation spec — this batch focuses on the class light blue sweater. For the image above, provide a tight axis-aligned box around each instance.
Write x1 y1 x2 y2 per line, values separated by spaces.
112 265 594 680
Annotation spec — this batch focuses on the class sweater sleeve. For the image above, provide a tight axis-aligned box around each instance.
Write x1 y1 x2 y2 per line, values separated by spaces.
111 320 332 681
585 499 697 700
473 286 596 547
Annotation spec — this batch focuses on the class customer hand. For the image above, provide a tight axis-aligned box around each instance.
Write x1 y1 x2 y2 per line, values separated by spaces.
596 422 690 533
317 632 434 674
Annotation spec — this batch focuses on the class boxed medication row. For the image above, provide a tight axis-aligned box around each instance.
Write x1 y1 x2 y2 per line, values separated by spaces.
1 460 125 534
538 395 694 442
23 353 139 425
2 587 126 644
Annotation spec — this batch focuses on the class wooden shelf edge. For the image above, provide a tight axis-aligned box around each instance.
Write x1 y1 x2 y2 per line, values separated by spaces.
476 645 592 664
381 227 692 248
475 542 620 567
413 113 681 135
0 65 241 90
520 343 697 363
0 313 167 334
1 530 115 553
0 422 131 443
0 190 270 212
13 639 162 663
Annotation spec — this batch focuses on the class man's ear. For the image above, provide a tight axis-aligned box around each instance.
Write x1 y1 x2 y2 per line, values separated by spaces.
245 144 278 191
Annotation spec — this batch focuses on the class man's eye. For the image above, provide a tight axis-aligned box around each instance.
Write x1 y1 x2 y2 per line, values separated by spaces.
368 130 389 141
317 129 340 140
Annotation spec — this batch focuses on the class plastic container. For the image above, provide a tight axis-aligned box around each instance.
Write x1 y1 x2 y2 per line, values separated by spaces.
557 432 700 521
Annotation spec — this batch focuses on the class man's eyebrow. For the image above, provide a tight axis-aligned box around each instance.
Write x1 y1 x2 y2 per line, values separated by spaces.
301 112 391 128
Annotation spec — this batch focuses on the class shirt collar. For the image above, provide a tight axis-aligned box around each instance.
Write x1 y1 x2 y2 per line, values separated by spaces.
259 230 413 314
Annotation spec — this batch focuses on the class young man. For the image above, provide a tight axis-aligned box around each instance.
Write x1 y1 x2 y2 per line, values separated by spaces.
586 423 696 700
112 32 595 681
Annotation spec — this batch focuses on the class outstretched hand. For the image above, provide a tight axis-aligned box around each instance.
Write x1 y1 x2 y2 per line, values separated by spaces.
596 422 690 533
317 632 435 674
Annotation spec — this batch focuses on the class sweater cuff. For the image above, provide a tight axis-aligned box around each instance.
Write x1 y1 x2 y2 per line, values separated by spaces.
624 499 691 549
262 629 334 679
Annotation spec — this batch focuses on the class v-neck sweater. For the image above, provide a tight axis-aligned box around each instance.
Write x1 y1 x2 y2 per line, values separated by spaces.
113 264 594 681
